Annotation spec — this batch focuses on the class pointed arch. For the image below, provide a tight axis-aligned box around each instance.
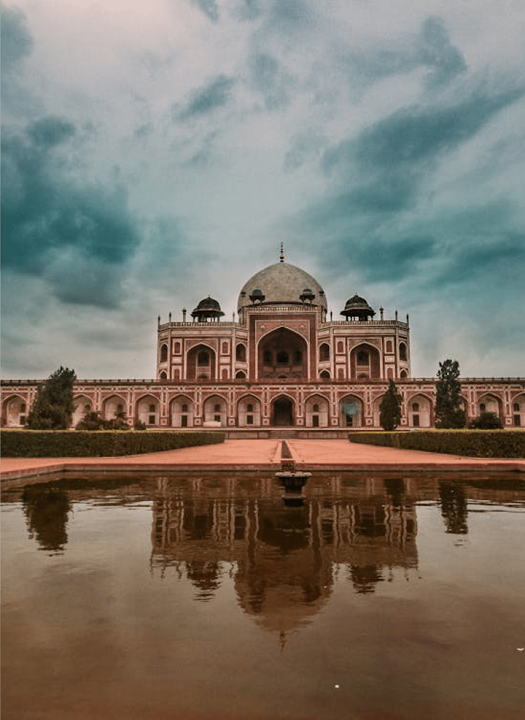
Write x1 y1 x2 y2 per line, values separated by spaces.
477 393 503 419
3 394 28 427
136 394 160 426
511 392 525 427
203 394 227 427
72 395 93 427
407 392 433 428
271 394 295 426
340 394 364 428
103 394 127 420
237 394 261 427
304 393 329 427
187 343 216 380
258 327 308 380
350 342 381 380
170 394 194 428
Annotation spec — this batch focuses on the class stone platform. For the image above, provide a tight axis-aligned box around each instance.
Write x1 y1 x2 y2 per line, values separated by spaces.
1 439 524 486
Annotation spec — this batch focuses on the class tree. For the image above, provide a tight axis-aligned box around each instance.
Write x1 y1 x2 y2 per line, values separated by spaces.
380 379 402 430
434 359 466 428
26 367 76 430
468 412 503 429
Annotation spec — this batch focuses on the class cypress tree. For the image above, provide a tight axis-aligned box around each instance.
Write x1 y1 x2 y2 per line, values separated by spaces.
434 359 466 428
26 367 77 429
380 379 402 431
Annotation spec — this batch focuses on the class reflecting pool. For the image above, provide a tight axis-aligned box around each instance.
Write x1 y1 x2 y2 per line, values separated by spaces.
2 473 525 720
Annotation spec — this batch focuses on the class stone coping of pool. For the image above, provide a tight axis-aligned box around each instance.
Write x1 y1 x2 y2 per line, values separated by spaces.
1 440 524 484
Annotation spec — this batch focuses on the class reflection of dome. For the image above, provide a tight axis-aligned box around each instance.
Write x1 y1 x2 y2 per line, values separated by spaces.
341 294 375 320
191 296 225 321
238 261 327 313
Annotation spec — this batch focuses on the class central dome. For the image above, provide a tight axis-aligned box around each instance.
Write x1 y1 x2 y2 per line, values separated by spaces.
238 261 327 313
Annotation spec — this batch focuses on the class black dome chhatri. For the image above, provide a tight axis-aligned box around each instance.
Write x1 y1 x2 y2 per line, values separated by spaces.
191 296 225 321
341 294 375 321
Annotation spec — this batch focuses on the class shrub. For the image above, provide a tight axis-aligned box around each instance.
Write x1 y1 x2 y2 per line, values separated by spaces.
468 412 504 429
349 430 525 458
0 430 225 458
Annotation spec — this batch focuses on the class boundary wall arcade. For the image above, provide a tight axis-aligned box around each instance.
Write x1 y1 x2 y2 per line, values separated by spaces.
2 378 525 430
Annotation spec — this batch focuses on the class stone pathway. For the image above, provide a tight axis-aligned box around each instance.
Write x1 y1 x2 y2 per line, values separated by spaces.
1 439 523 484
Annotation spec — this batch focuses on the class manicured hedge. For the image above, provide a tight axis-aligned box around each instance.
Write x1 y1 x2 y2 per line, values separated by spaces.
349 430 525 458
0 430 225 458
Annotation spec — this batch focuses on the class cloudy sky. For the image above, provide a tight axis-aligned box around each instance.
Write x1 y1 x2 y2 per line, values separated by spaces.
2 0 524 380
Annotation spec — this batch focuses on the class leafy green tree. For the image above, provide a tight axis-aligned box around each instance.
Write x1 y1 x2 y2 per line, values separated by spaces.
468 412 504 429
26 367 76 429
75 411 106 431
434 359 466 428
380 379 403 430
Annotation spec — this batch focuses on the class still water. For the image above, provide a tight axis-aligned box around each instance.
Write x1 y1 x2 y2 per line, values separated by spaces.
2 472 525 720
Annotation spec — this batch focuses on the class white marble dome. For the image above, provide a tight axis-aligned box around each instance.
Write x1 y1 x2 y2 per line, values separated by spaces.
238 261 328 313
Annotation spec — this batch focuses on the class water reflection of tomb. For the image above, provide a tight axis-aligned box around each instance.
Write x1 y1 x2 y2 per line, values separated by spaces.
151 476 419 632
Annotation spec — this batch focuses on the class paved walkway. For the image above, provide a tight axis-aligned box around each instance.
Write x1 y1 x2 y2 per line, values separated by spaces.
2 439 523 484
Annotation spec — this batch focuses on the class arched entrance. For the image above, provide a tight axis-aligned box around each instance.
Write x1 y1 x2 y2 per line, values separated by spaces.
258 328 307 380
272 396 294 426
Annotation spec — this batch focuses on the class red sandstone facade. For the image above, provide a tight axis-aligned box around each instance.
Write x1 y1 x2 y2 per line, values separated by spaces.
2 255 525 432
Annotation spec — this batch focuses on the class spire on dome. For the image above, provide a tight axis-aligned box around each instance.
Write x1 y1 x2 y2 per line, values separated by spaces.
279 242 285 262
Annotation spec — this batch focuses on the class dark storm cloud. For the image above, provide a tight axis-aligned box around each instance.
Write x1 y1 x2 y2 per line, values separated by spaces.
342 16 466 90
325 87 524 178
2 118 140 308
0 3 34 74
296 81 525 286
176 75 236 121
436 231 525 286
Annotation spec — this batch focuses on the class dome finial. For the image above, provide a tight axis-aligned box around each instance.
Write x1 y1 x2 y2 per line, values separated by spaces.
279 242 285 263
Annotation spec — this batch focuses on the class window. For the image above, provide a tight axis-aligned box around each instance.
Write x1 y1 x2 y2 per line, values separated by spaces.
181 416 188 427
148 415 156 424
413 415 420 427
236 370 246 379
214 415 221 423
247 403 253 412
313 403 319 412
84 404 91 412
357 350 369 365
160 371 167 379
264 350 272 364
294 350 302 363
277 351 289 364
514 415 521 427
117 404 123 413
319 344 330 361
247 415 253 425
160 344 168 362
337 341 344 353
399 343 407 361
480 403 486 412
236 344 246 362
198 351 209 366
174 341 181 354
149 404 156 413
514 402 520 412
320 370 330 379
21 403 26 413
412 402 419 412
400 370 408 379
312 415 319 427
386 340 393 353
